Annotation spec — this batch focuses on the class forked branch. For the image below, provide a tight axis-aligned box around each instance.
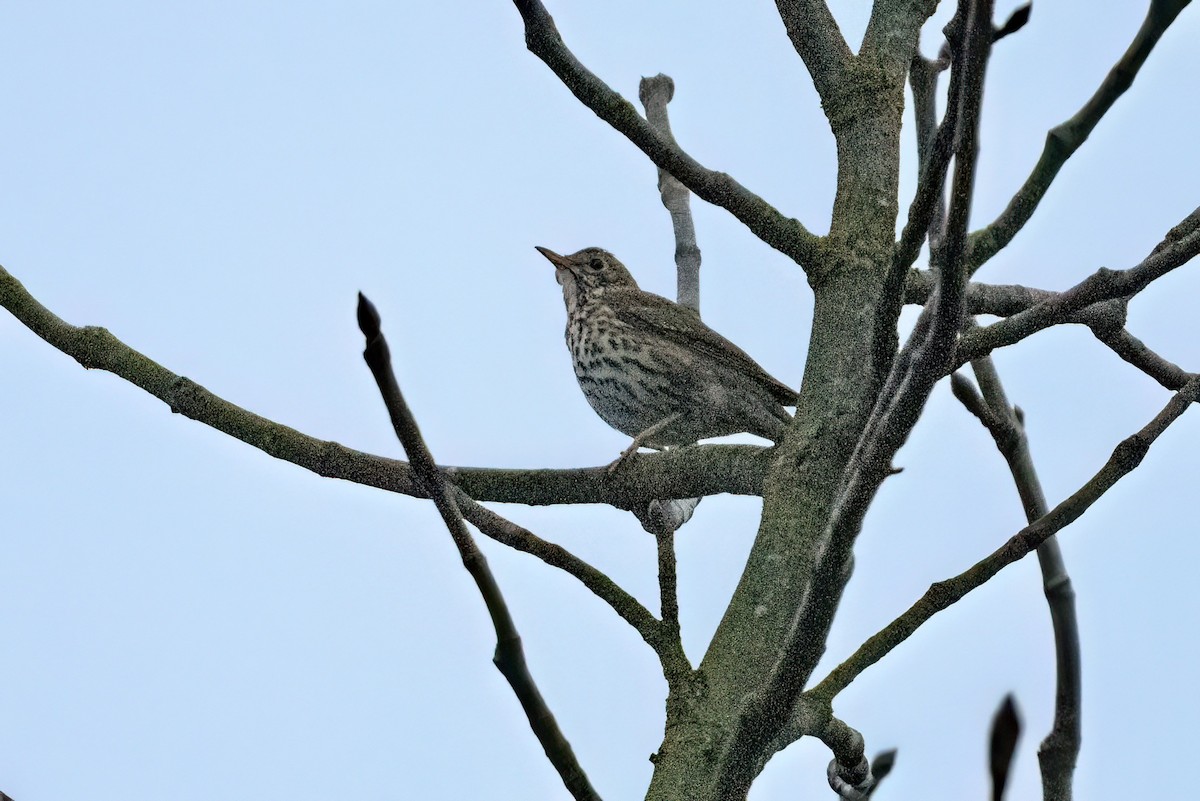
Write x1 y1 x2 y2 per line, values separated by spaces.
511 0 824 273
904 271 1195 391
0 265 691 673
956 209 1200 364
0 266 771 507
968 0 1194 270
809 374 1200 702
712 0 997 793
774 0 852 103
952 353 1081 800
356 293 601 801
639 73 700 313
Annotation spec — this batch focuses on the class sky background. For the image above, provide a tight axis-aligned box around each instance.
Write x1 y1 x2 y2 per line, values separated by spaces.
2 2 1199 800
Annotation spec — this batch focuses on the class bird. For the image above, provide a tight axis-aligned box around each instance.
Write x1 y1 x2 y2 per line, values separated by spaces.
535 246 797 468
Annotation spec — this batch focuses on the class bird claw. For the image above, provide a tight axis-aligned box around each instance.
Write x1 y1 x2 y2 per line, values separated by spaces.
606 444 642 474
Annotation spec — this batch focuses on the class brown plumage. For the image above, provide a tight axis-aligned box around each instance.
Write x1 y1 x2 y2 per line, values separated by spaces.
536 246 796 462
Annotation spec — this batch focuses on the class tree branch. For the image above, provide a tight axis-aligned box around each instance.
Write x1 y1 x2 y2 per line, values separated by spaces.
904 270 1118 320
448 489 681 670
773 0 853 104
510 0 824 273
1090 326 1195 390
631 71 705 685
0 263 730 674
638 73 700 313
638 505 690 685
905 269 1196 392
952 349 1081 801
892 54 957 279
356 292 601 801
967 0 1194 270
956 209 1200 364
712 0 994 792
448 445 769 507
820 716 879 801
827 0 992 610
809 374 1200 702
0 264 774 508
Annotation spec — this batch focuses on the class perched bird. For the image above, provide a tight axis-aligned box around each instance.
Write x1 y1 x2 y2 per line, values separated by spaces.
536 246 797 466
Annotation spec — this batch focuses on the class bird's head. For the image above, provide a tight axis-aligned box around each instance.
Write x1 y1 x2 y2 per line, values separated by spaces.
535 247 638 305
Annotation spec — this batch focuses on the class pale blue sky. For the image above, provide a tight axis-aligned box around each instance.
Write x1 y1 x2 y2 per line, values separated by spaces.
2 2 1199 800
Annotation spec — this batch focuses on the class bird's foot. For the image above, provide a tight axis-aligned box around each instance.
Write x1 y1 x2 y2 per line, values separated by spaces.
606 443 642 474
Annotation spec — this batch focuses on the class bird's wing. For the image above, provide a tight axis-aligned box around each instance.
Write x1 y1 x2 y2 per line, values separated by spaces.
610 289 798 406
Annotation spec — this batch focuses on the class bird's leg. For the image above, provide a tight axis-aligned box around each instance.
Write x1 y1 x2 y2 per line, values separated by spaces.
607 412 683 474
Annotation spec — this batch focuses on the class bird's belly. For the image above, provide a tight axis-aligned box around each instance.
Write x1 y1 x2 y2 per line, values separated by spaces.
573 356 652 437
570 352 696 444
565 309 699 444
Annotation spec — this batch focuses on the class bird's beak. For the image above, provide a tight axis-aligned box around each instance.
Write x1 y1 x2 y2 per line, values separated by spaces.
535 246 572 270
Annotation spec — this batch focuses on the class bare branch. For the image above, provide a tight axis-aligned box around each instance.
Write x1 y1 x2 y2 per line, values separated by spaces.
650 520 680 634
1090 326 1195 390
639 74 700 312
450 446 769 506
629 73 705 682
511 0 824 273
954 347 1082 800
0 264 774 508
712 2 996 792
449 489 682 672
956 210 1200 364
809 374 1200 701
832 0 994 579
968 0 1194 270
907 270 1194 392
638 507 691 684
892 56 958 278
773 0 853 103
905 270 1120 321
356 292 601 801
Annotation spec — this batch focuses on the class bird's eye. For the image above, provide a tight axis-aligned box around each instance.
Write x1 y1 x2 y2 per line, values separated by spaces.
588 257 604 271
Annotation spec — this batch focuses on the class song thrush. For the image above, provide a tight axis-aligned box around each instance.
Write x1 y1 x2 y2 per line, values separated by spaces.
536 246 797 465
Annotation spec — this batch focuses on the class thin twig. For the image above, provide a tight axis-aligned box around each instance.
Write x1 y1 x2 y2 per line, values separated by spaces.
510 0 824 274
875 45 956 375
654 525 680 637
639 502 690 686
809 374 1200 701
356 292 601 801
968 0 1193 271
